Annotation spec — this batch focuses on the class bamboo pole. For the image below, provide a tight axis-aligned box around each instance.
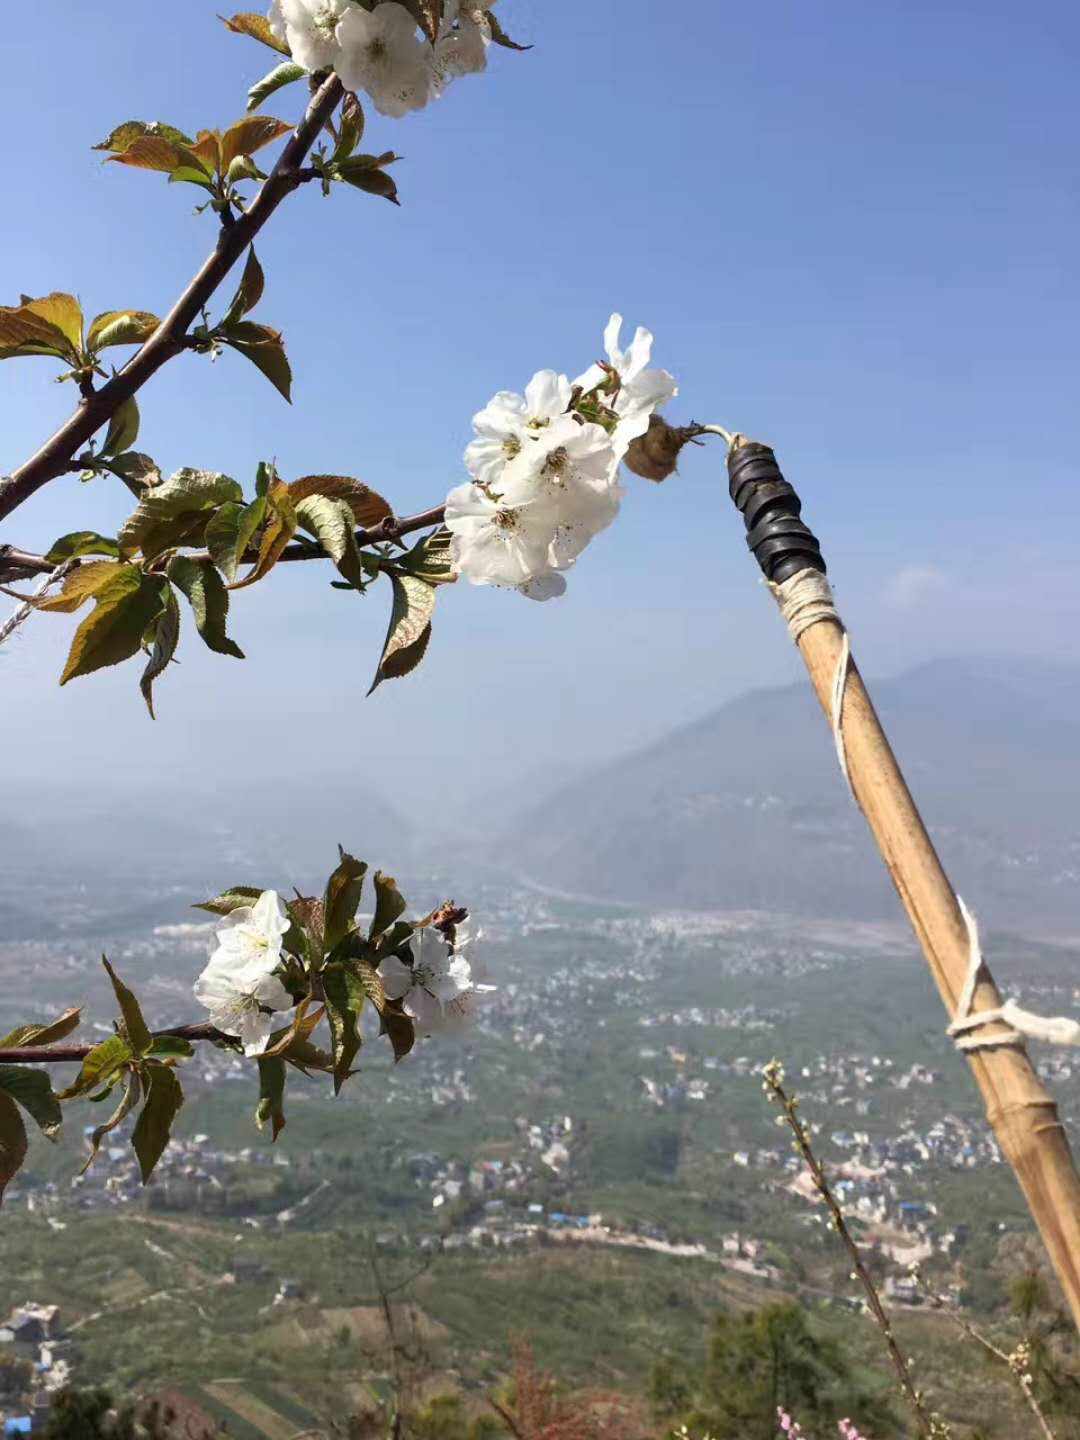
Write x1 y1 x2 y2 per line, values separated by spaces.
725 437 1080 1331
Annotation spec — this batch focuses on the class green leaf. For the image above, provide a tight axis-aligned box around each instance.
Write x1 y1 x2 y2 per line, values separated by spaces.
371 919 416 963
24 293 84 352
148 1035 195 1060
168 164 217 193
288 474 392 528
166 555 244 659
0 1093 27 1206
394 526 456 585
101 396 140 458
0 1009 82 1049
324 849 368 952
333 95 365 161
322 962 367 1094
36 559 127 614
379 1001 416 1064
225 154 264 186
103 135 206 176
294 494 358 567
86 310 160 352
93 121 210 181
370 871 407 942
248 59 307 111
262 998 322 1059
333 152 401 205
81 1069 141 1174
205 494 267 583
102 958 153 1056
59 571 167 686
9 293 84 361
105 452 162 494
220 321 292 402
221 115 292 169
190 131 223 175
223 248 265 328
59 1035 133 1101
0 296 82 364
139 586 181 718
486 10 532 49
281 1038 334 1075
118 468 243 560
286 896 325 965
230 482 297 589
255 1057 287 1141
132 1063 184 1183
0 1068 62 1140
221 13 292 55
369 573 436 695
94 121 196 154
43 533 120 564
194 886 263 917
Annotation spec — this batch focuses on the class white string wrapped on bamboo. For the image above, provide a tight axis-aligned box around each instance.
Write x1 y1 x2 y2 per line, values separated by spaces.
768 566 1080 1056
949 898 1080 1052
769 569 854 798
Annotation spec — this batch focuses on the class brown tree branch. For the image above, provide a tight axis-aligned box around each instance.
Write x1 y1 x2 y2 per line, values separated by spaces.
0 73 345 525
0 1022 226 1066
0 505 447 583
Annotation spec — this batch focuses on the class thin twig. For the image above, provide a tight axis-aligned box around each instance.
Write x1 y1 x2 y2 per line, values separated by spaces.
0 74 344 525
913 1272 1058 1440
0 505 448 583
0 561 73 650
761 1059 939 1438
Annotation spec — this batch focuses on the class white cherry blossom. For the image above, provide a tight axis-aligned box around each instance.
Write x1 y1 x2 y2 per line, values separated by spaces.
194 959 294 1057
433 5 490 84
436 918 497 1028
208 890 291 973
445 481 557 590
500 415 621 567
380 926 475 1035
464 371 573 487
337 3 435 118
575 313 678 459
268 0 351 74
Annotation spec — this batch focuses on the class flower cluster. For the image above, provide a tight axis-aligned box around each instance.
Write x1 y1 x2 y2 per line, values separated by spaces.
445 314 677 600
268 0 495 117
382 918 493 1033
195 890 295 1055
193 888 490 1054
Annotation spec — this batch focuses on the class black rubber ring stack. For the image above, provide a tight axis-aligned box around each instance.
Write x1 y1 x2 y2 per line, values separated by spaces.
727 442 826 584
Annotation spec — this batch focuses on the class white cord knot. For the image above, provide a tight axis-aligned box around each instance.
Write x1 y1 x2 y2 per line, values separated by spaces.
768 569 840 645
948 898 1080 1052
767 569 1080 1058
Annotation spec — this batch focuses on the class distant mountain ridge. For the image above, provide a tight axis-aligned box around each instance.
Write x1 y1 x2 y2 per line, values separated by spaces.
504 657 1080 928
0 778 415 938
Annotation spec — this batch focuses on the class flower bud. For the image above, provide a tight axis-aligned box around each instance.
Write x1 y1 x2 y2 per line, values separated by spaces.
624 416 702 483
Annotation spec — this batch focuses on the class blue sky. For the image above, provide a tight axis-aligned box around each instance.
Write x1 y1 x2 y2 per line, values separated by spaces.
2 1 1078 826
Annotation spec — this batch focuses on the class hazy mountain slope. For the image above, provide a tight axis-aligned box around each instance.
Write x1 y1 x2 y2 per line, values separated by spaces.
0 778 414 937
506 658 1080 927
